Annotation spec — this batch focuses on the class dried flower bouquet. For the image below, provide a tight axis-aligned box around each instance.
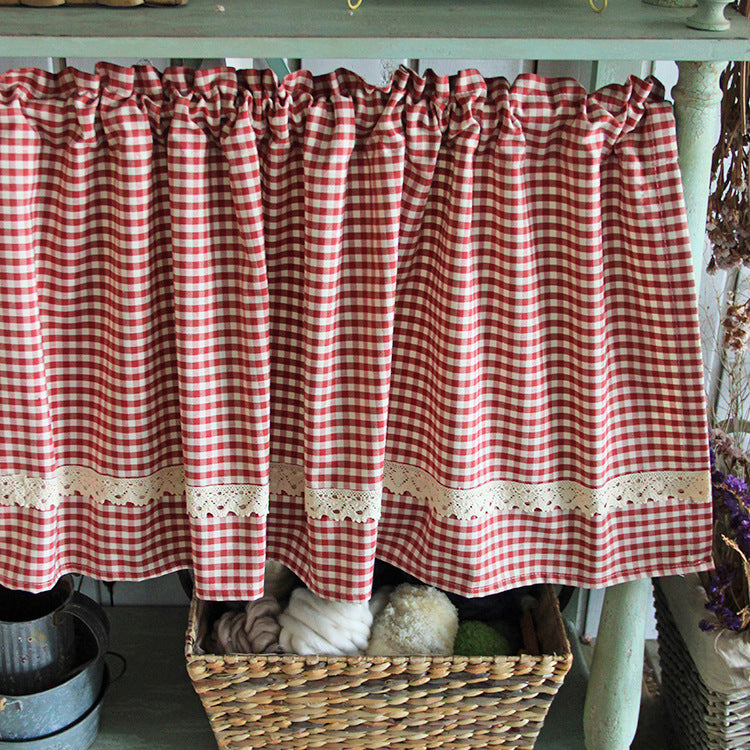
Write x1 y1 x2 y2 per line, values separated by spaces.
701 433 750 631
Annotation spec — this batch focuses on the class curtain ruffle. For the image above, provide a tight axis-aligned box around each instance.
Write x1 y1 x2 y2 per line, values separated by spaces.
0 64 711 600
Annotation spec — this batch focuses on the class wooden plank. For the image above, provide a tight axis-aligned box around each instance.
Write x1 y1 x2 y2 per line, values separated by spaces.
537 60 596 86
589 59 652 89
0 0 749 61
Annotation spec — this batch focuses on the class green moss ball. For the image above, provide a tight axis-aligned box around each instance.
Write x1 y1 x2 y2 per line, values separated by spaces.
453 620 513 657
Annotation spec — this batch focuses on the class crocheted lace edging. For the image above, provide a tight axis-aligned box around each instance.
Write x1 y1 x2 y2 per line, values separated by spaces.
0 462 708 521
0 465 270 519
303 464 709 521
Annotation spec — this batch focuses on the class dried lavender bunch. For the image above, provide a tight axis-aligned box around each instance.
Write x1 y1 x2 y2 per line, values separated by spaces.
701 441 750 631
700 563 743 632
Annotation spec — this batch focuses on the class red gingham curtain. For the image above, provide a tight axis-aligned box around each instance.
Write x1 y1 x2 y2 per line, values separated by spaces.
0 64 711 601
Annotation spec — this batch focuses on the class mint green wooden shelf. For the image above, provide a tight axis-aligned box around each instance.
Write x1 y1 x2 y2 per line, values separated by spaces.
0 3 741 749
1 0 749 60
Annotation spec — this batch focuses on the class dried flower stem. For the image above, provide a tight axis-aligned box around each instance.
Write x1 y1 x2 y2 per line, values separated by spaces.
707 61 750 272
722 296 750 352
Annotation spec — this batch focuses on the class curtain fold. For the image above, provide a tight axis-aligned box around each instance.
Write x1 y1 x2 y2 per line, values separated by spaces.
0 64 711 601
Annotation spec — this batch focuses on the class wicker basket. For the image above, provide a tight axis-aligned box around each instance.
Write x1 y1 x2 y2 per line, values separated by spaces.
654 579 750 749
185 584 572 750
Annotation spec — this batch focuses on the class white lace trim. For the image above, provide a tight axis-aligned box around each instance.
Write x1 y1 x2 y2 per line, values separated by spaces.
269 463 382 521
0 462 709 521
304 486 383 522
381 462 710 519
186 484 269 519
0 465 269 519
270 463 305 496
280 462 710 521
0 465 186 511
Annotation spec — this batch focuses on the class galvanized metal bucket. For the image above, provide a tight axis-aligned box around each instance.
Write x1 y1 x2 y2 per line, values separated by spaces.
0 576 108 695
0 670 108 750
0 608 109 741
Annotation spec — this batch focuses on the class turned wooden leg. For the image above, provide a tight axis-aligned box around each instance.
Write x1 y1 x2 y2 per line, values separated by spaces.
687 0 734 31
583 579 650 749
672 60 726 278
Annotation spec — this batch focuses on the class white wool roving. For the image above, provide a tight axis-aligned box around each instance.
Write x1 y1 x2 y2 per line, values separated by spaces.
279 588 373 656
367 583 459 656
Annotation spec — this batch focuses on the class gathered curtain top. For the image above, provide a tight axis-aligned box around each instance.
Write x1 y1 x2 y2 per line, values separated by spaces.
0 63 711 600
0 64 665 159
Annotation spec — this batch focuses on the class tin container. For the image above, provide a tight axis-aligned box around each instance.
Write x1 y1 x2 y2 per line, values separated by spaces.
0 671 108 750
0 576 108 695
0 610 108 741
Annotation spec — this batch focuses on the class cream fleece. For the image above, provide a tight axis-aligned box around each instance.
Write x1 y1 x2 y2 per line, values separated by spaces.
367 583 458 656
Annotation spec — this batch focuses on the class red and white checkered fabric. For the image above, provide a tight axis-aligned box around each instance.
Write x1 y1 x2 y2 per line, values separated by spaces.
0 64 711 601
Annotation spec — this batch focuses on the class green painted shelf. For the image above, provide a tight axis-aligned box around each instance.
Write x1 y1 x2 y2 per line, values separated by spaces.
0 0 749 61
0 3 741 748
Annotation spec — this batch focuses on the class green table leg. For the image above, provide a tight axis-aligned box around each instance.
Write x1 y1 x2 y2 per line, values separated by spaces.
672 60 726 280
583 579 650 749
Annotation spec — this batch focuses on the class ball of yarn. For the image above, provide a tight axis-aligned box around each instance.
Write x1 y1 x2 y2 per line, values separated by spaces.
367 583 458 656
210 596 283 654
279 588 373 656
453 620 513 657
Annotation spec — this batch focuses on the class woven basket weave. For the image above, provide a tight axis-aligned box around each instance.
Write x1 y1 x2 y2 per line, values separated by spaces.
654 579 750 749
185 584 572 750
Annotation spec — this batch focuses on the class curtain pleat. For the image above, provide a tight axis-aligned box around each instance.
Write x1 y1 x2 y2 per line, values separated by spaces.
0 64 712 601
